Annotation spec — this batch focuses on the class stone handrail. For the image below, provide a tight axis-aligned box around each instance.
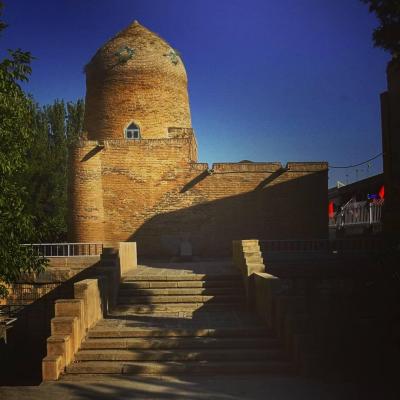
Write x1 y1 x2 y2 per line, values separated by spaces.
42 278 104 380
232 238 386 377
41 242 137 380
232 240 302 370
232 239 266 303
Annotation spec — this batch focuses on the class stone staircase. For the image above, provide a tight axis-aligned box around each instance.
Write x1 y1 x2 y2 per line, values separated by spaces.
65 268 292 376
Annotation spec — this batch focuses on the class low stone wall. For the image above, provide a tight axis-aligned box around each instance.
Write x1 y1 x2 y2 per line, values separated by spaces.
42 278 104 380
0 257 102 306
41 242 137 381
232 239 265 303
232 239 399 380
0 242 137 384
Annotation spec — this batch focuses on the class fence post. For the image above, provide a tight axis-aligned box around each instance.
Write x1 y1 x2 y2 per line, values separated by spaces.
369 203 373 225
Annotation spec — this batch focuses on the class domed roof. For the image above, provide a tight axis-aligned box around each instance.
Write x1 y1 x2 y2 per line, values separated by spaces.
85 21 187 81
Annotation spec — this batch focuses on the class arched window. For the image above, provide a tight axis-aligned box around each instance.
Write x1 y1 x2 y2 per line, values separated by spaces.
125 122 140 140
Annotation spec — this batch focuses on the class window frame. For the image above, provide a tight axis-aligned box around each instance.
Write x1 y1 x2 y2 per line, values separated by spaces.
125 123 141 140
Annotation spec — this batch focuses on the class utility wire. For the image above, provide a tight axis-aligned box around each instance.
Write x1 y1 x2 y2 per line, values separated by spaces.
328 152 383 169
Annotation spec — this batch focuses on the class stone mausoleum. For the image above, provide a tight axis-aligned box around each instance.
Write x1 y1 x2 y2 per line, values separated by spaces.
68 21 328 256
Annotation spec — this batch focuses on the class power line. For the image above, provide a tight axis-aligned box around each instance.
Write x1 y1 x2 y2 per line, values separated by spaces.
329 153 383 169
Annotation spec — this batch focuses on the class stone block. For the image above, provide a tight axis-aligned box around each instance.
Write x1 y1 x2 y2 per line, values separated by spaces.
51 317 80 353
74 279 103 331
253 272 280 330
42 355 63 381
47 334 71 366
245 262 265 276
119 242 137 276
55 299 85 339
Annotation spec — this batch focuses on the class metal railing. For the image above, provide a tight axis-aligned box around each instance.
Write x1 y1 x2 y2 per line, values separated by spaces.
1 283 59 304
329 203 383 228
22 243 103 257
261 239 330 253
0 305 23 343
260 238 384 254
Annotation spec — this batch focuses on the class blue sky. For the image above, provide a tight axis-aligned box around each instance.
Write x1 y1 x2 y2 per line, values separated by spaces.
2 0 390 187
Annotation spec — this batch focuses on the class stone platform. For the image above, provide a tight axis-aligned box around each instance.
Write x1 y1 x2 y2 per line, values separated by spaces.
131 259 238 277
64 259 292 376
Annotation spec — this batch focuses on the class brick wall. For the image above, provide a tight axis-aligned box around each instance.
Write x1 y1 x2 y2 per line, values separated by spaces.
68 142 105 243
69 137 328 256
84 21 192 140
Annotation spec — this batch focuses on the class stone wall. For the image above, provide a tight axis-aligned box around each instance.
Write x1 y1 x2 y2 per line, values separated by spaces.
233 239 399 380
0 245 130 384
42 278 106 380
0 257 101 306
69 137 328 256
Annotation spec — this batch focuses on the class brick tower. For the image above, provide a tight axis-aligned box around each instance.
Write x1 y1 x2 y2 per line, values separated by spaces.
69 20 328 255
84 20 192 140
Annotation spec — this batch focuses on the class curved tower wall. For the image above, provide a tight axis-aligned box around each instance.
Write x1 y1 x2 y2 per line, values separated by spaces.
68 142 105 243
84 21 192 140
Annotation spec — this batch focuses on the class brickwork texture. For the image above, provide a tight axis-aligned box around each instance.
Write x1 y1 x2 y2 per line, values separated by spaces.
70 21 328 256
84 21 191 140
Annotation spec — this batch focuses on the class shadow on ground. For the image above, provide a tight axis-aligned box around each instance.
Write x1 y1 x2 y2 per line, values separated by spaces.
3 373 396 400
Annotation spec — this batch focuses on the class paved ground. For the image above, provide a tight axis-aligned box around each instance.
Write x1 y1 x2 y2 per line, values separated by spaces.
1 374 391 400
131 259 238 276
1 260 396 399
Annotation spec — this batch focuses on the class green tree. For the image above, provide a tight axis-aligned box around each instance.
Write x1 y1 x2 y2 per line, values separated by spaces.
362 0 400 57
0 2 46 297
25 99 85 241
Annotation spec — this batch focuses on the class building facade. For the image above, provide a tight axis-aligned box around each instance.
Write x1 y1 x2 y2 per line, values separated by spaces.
381 59 400 242
69 21 328 256
328 174 384 238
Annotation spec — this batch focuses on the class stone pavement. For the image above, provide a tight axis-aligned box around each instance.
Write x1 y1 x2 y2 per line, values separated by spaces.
0 374 385 400
65 260 291 376
1 261 396 398
131 259 237 276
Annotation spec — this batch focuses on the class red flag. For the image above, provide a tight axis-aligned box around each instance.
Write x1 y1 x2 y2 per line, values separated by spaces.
379 185 384 199
328 201 334 218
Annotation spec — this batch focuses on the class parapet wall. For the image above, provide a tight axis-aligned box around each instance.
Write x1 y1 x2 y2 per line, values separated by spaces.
69 138 328 256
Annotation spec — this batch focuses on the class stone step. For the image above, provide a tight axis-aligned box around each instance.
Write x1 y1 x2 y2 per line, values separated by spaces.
81 336 278 350
120 280 243 289
118 287 242 296
110 303 248 313
117 295 244 304
75 348 285 362
122 274 241 282
66 360 293 375
88 326 269 338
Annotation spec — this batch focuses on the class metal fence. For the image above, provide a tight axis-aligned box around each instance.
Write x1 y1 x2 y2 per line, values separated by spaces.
0 305 23 343
1 283 60 305
329 203 383 228
22 243 103 257
260 238 384 254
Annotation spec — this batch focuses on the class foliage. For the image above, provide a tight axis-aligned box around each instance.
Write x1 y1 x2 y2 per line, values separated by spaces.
0 2 45 297
25 99 85 241
362 0 400 57
0 1 85 297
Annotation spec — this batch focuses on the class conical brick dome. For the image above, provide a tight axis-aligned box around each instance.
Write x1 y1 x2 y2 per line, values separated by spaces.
84 21 192 140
